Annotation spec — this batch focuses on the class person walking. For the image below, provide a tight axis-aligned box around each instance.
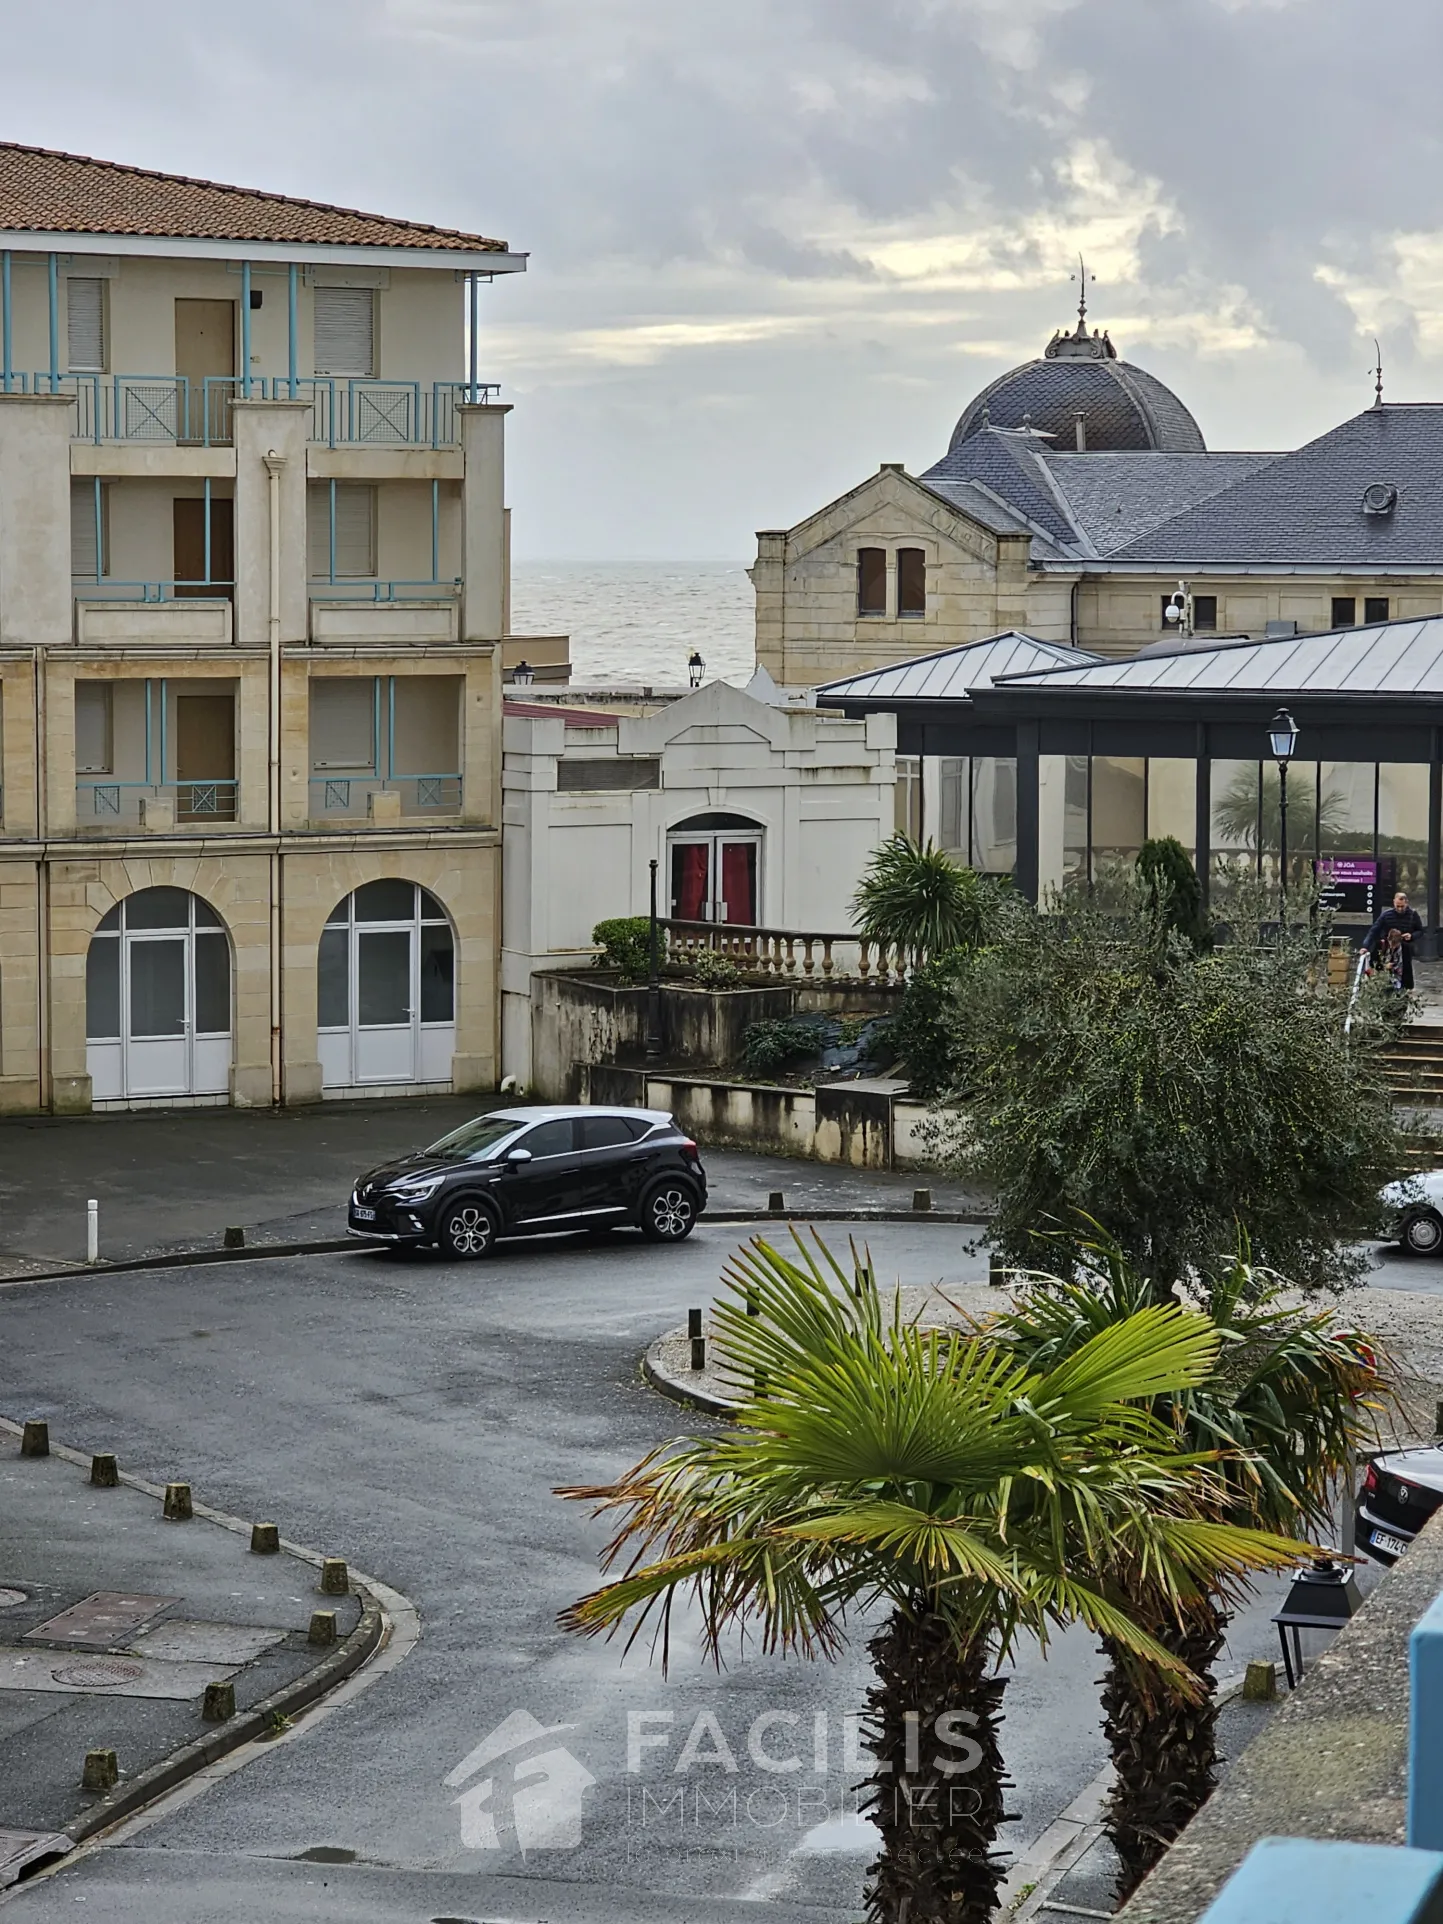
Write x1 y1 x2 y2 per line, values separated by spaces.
1362 889 1424 990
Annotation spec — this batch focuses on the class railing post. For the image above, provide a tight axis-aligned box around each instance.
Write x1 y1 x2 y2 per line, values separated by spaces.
822 937 835 978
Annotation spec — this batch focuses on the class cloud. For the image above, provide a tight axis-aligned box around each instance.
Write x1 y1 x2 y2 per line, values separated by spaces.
0 0 1440 553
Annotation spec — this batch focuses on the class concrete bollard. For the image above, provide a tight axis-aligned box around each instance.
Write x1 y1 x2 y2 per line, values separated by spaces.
223 1226 246 1249
1435 1396 1443 1440
912 1188 932 1213
308 1609 337 1646
745 1285 760 1319
1242 1660 1278 1702
250 1522 280 1555
988 1257 1007 1289
86 1199 99 1265
90 1452 119 1487
20 1420 49 1458
82 1748 118 1791
319 1557 349 1595
163 1482 193 1521
767 1191 785 1214
201 1680 236 1723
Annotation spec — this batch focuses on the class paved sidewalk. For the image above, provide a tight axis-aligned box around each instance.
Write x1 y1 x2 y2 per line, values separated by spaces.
0 1420 369 1873
0 1101 987 1277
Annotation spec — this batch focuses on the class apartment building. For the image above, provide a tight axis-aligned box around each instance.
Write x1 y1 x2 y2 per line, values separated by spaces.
0 142 525 1113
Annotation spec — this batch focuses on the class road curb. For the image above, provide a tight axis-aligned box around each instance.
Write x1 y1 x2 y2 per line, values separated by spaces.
642 1343 738 1419
0 1211 990 1290
0 1414 395 1858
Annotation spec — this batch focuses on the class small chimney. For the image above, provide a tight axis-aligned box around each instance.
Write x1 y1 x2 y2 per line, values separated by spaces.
1074 410 1087 452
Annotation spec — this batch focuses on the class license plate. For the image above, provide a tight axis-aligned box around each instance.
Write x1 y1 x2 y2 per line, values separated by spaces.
1371 1529 1410 1558
352 1206 376 1222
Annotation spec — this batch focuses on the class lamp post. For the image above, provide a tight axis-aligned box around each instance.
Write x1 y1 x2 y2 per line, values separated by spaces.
511 658 534 688
1269 707 1299 918
687 650 705 690
645 857 662 1061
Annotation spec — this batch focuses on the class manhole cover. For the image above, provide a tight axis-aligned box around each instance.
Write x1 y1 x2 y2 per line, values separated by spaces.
51 1658 145 1689
0 1589 25 1609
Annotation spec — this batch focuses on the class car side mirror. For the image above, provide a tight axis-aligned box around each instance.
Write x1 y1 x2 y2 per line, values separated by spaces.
503 1146 533 1166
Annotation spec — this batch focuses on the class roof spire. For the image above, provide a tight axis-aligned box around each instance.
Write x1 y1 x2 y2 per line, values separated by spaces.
1372 336 1384 409
1074 252 1088 331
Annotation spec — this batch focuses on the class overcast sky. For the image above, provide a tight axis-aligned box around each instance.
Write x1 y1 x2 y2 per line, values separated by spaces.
2 0 1441 558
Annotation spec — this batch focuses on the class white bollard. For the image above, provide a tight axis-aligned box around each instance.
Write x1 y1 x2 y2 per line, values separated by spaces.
86 1199 98 1265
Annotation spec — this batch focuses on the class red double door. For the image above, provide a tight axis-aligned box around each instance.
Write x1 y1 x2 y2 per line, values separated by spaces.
668 832 760 925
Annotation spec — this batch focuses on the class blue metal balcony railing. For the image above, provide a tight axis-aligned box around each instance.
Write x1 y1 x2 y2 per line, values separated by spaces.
76 779 239 827
24 372 498 446
308 774 462 820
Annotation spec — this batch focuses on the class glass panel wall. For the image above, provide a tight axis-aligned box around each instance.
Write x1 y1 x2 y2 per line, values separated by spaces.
1038 755 1084 895
1380 763 1430 902
1211 759 1260 904
938 758 968 859
971 758 1017 876
1091 756 1145 879
1146 758 1196 854
895 755 922 840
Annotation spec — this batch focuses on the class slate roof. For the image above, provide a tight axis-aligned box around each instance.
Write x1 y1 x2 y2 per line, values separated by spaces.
816 633 1103 703
949 357 1207 455
1110 405 1443 566
1039 451 1281 557
921 429 1080 547
991 614 1443 697
0 142 510 253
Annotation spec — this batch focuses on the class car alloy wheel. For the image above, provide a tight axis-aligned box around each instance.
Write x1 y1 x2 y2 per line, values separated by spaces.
442 1202 495 1260
1403 1210 1443 1257
643 1185 695 1242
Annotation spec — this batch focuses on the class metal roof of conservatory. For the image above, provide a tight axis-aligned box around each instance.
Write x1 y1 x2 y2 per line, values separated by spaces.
816 633 1103 704
993 614 1443 698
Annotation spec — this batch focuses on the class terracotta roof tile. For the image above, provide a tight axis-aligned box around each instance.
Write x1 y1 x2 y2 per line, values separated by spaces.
0 142 509 253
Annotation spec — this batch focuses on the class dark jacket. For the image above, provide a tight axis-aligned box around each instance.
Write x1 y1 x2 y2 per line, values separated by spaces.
1363 905 1424 988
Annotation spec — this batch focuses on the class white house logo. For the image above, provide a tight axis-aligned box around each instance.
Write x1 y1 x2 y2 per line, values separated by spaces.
444 1709 596 1852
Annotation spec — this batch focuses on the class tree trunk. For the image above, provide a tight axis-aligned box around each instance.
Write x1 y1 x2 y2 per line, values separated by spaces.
1100 1594 1228 1903
862 1603 1013 1924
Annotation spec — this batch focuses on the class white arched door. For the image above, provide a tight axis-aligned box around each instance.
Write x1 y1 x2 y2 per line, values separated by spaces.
317 881 455 1090
85 888 232 1104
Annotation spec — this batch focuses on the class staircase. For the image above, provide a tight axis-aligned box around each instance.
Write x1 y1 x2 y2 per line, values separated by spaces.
1380 1022 1443 1168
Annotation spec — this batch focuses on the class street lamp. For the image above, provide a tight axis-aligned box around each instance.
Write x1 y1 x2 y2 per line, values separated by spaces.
511 659 534 688
687 650 705 689
645 857 662 1061
1269 706 1299 913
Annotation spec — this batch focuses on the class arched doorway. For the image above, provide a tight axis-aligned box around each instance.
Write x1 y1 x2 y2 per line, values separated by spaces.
85 887 232 1104
666 812 763 925
317 880 455 1090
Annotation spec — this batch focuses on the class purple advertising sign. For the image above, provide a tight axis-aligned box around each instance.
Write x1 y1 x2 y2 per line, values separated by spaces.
1319 858 1377 885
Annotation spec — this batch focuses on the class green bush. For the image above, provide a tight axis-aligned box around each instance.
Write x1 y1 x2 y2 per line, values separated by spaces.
852 835 994 956
1136 837 1211 953
886 949 976 1098
592 916 653 983
686 948 742 988
738 1016 830 1078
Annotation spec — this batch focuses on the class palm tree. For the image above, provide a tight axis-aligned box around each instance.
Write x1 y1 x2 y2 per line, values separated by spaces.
852 834 994 959
993 1241 1385 1901
558 1233 1304 1924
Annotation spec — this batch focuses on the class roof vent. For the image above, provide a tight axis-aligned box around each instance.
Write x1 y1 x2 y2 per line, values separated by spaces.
1362 482 1398 516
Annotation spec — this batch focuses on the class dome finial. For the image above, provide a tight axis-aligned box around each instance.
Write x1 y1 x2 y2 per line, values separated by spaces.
1073 252 1088 332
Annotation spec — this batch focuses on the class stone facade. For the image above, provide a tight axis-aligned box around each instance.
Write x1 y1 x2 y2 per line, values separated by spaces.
0 215 515 1113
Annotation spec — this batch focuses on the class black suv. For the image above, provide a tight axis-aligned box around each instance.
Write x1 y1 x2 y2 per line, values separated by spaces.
348 1106 707 1259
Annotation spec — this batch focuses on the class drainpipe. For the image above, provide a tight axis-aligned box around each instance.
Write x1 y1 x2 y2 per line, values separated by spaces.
33 647 50 1109
1069 578 1080 648
263 449 286 1106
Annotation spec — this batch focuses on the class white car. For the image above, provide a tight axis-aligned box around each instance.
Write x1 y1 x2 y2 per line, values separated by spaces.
1380 1171 1443 1256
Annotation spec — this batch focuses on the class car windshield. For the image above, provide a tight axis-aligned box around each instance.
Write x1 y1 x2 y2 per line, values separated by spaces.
423 1113 526 1161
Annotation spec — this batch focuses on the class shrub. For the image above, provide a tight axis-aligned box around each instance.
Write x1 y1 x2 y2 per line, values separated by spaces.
686 947 742 988
886 949 976 1098
591 916 653 983
737 1015 831 1078
852 835 996 957
1136 837 1211 953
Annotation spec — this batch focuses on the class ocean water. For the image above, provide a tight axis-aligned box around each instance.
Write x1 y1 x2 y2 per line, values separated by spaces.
509 559 757 688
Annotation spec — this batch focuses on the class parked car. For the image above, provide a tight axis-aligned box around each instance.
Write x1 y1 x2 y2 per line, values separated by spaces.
1379 1171 1443 1256
348 1106 707 1259
1356 1446 1443 1565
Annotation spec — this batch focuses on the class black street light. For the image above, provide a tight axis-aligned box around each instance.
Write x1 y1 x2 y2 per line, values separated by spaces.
687 650 705 690
645 857 662 1061
511 658 534 688
1269 706 1299 914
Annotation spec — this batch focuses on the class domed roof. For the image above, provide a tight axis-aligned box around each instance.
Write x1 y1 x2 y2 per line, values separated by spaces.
948 312 1206 456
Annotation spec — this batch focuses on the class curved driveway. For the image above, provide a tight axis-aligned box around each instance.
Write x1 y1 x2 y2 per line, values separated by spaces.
0 1222 1358 1923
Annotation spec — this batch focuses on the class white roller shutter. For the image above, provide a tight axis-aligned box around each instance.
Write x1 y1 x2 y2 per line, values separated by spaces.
307 483 376 578
310 679 376 770
75 682 113 774
66 277 105 372
313 286 374 376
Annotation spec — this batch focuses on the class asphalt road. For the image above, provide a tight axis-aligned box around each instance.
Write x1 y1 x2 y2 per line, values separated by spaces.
0 1221 1379 1923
